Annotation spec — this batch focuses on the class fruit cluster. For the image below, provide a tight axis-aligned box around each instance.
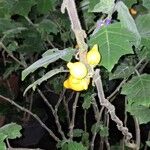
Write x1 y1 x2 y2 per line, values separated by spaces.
63 44 101 91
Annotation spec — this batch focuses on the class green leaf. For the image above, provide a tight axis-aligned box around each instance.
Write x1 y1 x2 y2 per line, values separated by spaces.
0 141 6 150
0 123 22 139
81 132 89 148
36 19 58 36
136 14 150 49
121 74 150 107
11 0 36 16
72 129 84 137
143 0 150 10
0 0 15 18
82 93 92 110
23 67 67 95
122 0 137 7
146 141 150 147
36 0 56 13
126 103 150 124
90 23 135 71
89 0 115 14
67 141 87 150
116 1 141 46
16 29 44 53
22 48 75 80
109 62 134 79
99 125 109 137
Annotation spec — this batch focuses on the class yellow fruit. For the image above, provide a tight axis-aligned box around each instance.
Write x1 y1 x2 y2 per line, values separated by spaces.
63 75 90 91
130 8 137 16
87 44 101 66
63 79 70 88
67 62 87 79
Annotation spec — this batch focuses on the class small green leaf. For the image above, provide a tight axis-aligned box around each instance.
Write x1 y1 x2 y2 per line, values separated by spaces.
81 132 89 148
11 0 36 16
72 129 84 137
89 0 115 14
36 19 58 36
90 23 135 71
67 141 87 150
0 123 22 139
121 74 150 107
99 125 109 137
36 0 56 13
146 141 150 147
23 67 67 95
82 94 92 110
143 0 150 10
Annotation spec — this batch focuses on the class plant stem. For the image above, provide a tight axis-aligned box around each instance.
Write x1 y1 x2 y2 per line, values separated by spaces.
84 109 87 132
69 92 80 140
93 69 137 149
0 94 60 142
37 88 66 140
133 116 140 150
0 42 26 68
61 0 88 63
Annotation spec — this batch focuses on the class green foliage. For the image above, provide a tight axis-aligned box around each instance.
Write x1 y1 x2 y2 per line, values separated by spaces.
89 0 115 14
146 141 150 147
122 0 137 7
90 23 135 71
122 74 150 124
22 48 75 80
0 123 22 150
60 141 88 150
143 0 150 10
116 1 141 46
36 0 57 13
23 67 67 95
136 14 150 49
91 122 109 137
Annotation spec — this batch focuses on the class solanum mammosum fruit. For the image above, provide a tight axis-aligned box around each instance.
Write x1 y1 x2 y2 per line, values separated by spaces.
67 62 87 79
87 44 101 66
63 75 90 91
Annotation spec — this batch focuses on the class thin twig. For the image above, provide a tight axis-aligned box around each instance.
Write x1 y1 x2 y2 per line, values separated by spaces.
69 92 80 140
84 109 87 132
0 42 26 68
133 116 140 150
37 88 66 140
0 94 60 142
